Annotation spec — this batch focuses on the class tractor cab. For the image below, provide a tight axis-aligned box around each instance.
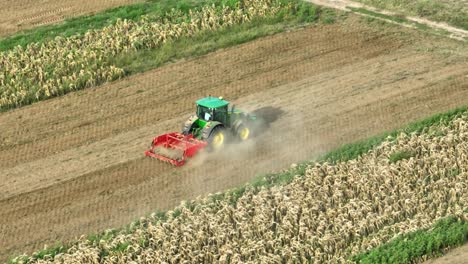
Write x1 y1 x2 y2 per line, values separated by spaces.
196 96 229 124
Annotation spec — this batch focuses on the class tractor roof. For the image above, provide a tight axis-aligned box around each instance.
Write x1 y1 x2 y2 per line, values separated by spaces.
196 97 229 108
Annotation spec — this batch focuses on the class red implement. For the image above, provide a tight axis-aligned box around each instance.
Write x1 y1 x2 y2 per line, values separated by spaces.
145 132 207 166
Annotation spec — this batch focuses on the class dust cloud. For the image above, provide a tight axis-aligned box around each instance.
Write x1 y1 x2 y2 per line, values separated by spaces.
182 105 321 193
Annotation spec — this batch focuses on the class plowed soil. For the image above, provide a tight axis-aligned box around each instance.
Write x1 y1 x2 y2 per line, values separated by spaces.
424 244 468 264
0 0 142 37
1 18 467 260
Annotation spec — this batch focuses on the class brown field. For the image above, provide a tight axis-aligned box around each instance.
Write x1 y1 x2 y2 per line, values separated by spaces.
0 0 142 37
0 17 467 260
424 243 468 264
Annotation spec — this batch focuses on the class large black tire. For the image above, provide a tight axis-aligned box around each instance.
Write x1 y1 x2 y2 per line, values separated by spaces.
206 126 227 151
236 123 251 141
232 119 254 141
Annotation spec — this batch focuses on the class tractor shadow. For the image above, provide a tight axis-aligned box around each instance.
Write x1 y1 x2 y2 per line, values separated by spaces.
251 106 285 138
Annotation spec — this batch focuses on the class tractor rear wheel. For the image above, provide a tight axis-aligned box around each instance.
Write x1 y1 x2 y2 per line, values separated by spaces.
207 126 226 151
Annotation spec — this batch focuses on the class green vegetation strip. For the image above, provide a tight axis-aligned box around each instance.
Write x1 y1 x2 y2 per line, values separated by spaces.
352 216 468 263
355 0 468 30
0 0 209 51
10 106 468 263
349 7 431 31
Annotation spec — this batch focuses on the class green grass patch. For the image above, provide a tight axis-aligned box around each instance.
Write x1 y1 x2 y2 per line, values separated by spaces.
110 242 131 253
8 243 66 264
352 216 468 263
389 150 415 163
87 229 119 244
251 162 309 189
350 7 408 24
449 169 461 177
349 7 432 31
31 247 66 262
355 0 468 30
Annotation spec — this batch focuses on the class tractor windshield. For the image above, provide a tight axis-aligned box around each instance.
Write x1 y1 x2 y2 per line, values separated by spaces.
197 105 213 121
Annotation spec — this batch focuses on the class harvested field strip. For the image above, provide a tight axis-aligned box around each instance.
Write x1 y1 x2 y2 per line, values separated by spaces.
0 0 204 50
0 0 143 38
10 110 468 263
0 0 283 111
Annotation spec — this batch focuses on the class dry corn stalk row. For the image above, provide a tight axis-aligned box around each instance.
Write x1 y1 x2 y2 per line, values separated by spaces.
0 0 284 110
15 114 467 264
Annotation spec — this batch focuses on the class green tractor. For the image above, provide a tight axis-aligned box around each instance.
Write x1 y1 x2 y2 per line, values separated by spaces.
145 96 257 166
182 96 256 149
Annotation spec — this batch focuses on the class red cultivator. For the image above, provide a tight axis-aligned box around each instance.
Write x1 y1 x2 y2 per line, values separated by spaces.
145 132 208 166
